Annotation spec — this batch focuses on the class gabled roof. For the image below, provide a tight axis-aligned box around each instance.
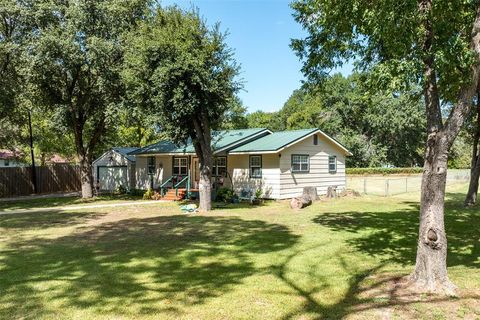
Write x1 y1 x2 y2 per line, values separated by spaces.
112 147 139 162
228 128 352 155
130 128 270 156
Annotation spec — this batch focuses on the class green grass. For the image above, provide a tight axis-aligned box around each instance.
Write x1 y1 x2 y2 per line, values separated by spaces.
0 194 143 211
0 184 479 319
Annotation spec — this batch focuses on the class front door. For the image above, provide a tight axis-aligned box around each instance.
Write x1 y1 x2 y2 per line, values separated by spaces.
192 158 200 189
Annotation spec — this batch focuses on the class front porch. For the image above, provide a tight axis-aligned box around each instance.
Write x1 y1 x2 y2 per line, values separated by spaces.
140 154 229 201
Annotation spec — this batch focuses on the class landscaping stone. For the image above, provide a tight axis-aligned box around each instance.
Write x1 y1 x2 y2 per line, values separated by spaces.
302 187 318 202
290 195 312 209
326 186 337 198
339 189 361 197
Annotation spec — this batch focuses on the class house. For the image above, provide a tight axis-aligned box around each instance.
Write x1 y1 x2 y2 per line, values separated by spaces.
0 150 26 167
128 128 351 199
92 147 139 191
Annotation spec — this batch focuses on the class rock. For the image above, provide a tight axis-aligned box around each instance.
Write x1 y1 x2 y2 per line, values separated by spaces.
290 195 312 209
326 186 337 198
302 187 318 202
339 188 361 197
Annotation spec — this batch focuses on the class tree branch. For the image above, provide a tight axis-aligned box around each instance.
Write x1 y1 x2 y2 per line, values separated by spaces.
418 0 443 133
444 4 480 147
86 117 106 155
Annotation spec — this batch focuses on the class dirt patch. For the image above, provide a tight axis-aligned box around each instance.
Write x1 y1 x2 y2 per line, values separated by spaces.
346 274 480 319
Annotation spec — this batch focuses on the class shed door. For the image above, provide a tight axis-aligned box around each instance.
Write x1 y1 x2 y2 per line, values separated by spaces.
98 166 128 191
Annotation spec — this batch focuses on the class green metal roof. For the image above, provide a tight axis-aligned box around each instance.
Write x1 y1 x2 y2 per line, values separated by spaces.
130 128 269 155
229 128 318 153
112 147 140 162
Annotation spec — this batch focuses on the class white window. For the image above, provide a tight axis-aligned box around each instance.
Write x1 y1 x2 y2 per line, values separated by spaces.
213 157 227 177
249 155 262 178
173 157 188 176
329 155 337 173
147 156 156 175
292 154 309 172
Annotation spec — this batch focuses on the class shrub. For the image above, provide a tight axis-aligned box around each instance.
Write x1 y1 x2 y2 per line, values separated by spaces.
128 188 145 196
151 192 162 200
143 189 155 200
216 187 234 203
346 167 423 175
255 188 263 199
115 185 127 195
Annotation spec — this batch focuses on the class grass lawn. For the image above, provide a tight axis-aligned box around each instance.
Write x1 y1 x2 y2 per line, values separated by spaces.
0 184 479 319
0 194 143 211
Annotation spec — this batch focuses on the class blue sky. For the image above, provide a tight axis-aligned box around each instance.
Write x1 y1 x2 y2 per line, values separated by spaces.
162 0 352 113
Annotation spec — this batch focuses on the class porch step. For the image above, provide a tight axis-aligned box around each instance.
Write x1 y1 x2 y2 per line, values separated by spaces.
162 188 186 201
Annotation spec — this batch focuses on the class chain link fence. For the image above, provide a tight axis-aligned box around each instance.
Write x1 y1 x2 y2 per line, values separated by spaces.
346 169 470 196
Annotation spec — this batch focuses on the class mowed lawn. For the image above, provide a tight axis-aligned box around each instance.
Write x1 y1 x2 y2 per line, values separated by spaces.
0 184 479 319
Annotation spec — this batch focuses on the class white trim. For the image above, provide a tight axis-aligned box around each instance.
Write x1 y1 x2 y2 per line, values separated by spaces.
135 152 196 156
228 150 279 155
317 129 353 156
93 149 135 165
228 129 352 156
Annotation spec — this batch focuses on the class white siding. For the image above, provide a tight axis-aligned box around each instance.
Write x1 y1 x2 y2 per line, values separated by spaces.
94 151 129 167
278 133 346 199
135 155 173 189
93 150 135 189
227 154 280 199
0 159 26 167
131 131 348 198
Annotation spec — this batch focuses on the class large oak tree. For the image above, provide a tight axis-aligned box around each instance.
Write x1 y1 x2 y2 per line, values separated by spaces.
291 0 480 294
123 7 241 211
27 0 149 198
0 0 33 149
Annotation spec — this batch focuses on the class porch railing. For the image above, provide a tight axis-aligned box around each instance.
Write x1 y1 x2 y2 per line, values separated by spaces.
174 174 189 198
159 176 174 197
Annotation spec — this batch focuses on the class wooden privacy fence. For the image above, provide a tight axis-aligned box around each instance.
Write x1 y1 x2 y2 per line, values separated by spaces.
0 165 81 198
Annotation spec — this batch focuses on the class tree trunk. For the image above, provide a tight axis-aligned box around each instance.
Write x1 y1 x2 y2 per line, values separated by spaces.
411 133 456 295
411 0 480 294
465 93 480 206
192 113 213 211
198 147 213 211
79 154 94 198
465 155 480 206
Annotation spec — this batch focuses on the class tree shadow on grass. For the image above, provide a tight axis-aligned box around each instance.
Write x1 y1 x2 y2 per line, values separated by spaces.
272 246 479 320
0 210 107 229
0 213 299 318
312 192 480 269
0 194 142 211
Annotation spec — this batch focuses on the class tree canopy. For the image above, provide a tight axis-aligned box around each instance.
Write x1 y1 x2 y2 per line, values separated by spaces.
123 6 241 210
290 0 480 294
245 73 426 167
24 0 150 197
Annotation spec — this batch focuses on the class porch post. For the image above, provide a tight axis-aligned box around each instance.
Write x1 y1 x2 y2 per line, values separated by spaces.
187 155 191 199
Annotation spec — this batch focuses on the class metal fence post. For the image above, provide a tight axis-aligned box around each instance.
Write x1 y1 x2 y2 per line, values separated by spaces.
364 178 367 194
405 178 408 193
385 180 389 197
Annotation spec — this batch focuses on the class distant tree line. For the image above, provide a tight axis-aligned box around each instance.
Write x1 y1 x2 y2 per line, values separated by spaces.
232 73 473 169
239 73 427 168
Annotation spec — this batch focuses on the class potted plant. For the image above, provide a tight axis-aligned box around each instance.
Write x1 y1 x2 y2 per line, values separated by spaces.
252 188 263 205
